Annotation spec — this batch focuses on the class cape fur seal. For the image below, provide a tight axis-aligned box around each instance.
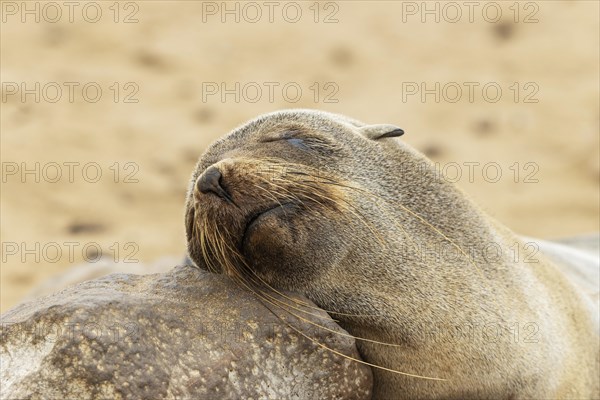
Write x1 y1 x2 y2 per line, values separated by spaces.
185 109 599 399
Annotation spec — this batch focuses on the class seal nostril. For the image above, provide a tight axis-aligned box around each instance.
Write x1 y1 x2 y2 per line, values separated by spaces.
197 166 233 203
197 167 220 194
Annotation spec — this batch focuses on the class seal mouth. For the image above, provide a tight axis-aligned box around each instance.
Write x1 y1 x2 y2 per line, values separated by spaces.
241 203 295 250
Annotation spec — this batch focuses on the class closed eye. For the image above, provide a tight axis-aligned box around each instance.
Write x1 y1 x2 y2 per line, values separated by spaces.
261 131 336 154
262 133 309 149
283 137 307 149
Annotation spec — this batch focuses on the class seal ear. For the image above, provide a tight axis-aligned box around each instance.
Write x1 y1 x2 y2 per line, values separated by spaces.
358 124 404 140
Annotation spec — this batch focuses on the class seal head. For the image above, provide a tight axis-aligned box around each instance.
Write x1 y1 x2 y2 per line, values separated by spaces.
185 109 407 294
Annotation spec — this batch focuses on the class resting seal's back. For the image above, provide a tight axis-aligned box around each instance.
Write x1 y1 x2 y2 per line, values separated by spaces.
185 109 599 399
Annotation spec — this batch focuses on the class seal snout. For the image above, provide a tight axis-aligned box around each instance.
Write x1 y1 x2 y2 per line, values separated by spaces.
196 165 233 203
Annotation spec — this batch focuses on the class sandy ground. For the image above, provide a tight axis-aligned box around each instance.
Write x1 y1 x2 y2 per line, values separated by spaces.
1 1 598 312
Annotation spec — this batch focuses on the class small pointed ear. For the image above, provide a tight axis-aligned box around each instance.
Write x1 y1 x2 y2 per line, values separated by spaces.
358 124 404 140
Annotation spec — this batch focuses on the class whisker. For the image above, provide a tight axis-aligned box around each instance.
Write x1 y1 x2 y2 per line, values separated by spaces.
257 293 447 382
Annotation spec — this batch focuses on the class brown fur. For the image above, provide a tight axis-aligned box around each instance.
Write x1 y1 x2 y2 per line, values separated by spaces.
185 109 599 399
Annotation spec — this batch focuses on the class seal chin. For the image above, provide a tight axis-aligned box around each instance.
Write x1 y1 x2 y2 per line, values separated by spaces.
241 203 296 254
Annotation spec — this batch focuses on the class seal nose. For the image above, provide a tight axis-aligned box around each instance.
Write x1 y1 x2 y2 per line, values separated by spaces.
196 166 233 203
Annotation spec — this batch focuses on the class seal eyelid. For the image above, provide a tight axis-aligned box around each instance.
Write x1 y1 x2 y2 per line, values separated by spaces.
261 129 303 142
261 130 336 152
284 138 307 149
261 130 314 150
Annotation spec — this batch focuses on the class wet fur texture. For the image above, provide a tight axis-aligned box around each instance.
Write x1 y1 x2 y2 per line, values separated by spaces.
185 109 599 399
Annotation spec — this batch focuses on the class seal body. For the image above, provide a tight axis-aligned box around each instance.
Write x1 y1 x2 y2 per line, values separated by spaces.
185 109 599 399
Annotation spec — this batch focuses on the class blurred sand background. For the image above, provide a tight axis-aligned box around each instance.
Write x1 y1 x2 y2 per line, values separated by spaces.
1 1 598 312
